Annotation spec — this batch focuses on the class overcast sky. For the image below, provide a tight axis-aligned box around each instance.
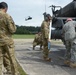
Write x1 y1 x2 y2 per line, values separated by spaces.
0 0 72 26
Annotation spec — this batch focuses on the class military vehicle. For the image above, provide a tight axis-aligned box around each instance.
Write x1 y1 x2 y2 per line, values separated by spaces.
44 0 76 43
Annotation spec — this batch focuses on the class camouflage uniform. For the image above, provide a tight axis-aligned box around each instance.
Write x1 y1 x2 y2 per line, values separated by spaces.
64 41 71 61
33 33 43 50
63 20 76 67
0 10 19 75
41 20 50 59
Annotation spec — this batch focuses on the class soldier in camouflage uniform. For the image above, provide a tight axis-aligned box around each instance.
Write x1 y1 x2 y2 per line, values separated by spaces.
33 32 43 50
0 2 19 75
62 18 76 68
41 14 52 61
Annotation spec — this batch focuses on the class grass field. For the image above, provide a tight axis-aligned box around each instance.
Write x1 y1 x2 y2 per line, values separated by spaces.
13 34 63 44
13 34 35 39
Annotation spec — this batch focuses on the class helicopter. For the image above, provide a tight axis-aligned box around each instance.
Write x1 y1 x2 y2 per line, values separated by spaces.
25 16 32 21
46 0 76 43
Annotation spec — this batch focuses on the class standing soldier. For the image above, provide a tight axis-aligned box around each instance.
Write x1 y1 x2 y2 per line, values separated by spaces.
0 2 19 75
41 14 52 61
62 18 76 68
33 32 43 50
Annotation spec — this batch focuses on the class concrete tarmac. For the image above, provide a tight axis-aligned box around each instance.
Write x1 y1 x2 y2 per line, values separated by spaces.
14 39 76 75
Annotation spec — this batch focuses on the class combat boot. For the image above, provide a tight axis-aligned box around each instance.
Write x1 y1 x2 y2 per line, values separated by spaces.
40 47 43 50
33 46 35 50
70 62 76 68
43 57 51 62
64 60 70 65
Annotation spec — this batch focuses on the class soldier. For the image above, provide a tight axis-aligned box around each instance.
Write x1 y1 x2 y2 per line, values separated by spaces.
41 14 52 61
0 2 19 75
62 18 76 68
33 32 43 50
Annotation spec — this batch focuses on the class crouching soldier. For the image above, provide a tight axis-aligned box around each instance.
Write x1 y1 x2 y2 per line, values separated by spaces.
33 32 43 50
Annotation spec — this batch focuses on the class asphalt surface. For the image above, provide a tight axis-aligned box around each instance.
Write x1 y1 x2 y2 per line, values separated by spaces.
14 39 76 75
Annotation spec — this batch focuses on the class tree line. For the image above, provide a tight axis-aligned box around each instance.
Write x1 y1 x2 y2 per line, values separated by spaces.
15 25 41 34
